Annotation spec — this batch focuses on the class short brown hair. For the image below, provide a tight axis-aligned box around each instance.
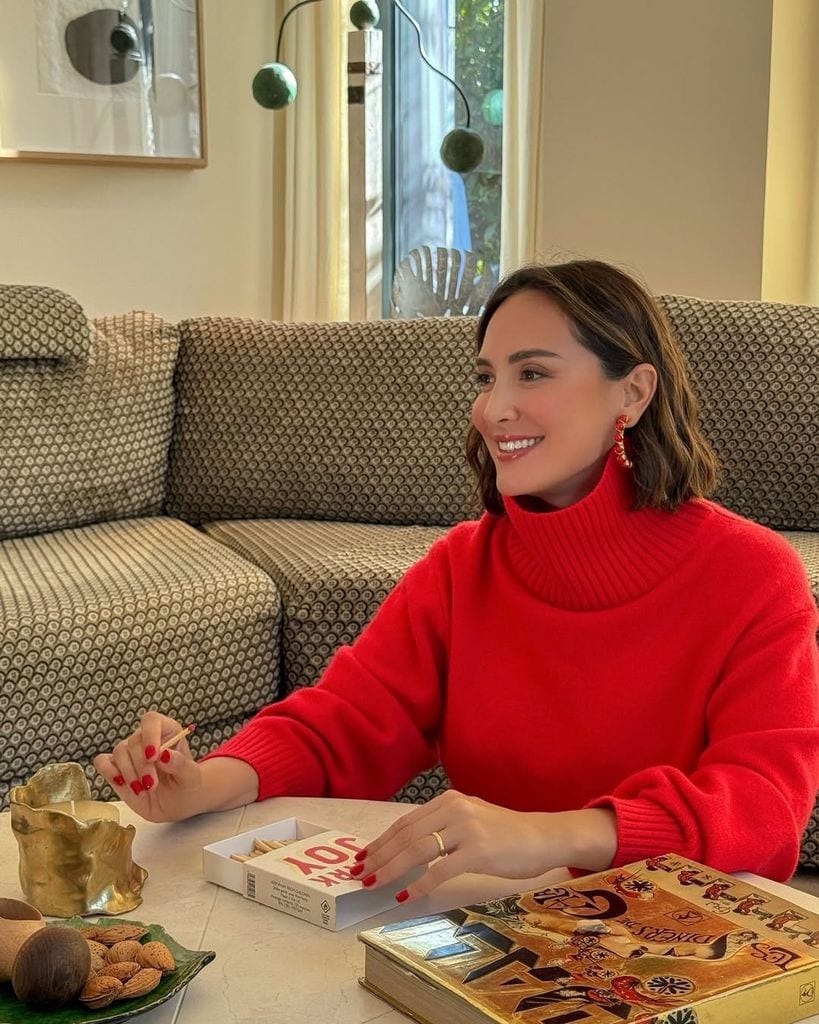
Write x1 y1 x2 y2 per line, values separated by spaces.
465 260 720 513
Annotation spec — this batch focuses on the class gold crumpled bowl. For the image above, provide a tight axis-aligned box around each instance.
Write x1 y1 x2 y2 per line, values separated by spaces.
10 762 148 918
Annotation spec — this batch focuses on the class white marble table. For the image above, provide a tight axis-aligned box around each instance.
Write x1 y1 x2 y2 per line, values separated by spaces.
0 797 574 1024
3 797 819 1024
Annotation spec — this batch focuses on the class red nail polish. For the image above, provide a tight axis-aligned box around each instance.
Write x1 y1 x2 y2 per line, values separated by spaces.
160 750 171 764
395 889 409 903
142 775 154 791
349 863 364 877
354 849 368 862
113 775 125 787
362 874 377 887
130 780 143 796
144 745 156 760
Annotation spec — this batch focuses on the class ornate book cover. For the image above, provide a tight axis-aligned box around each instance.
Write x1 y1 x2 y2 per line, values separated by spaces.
358 854 819 1024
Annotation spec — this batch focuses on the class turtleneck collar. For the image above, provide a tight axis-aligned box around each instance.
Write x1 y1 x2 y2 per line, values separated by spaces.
502 451 712 611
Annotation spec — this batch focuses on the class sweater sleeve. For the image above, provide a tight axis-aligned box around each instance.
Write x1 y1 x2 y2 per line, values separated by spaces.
587 603 819 880
204 539 451 802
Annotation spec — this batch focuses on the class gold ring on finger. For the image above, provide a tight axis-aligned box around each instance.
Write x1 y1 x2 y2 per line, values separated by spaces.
431 830 447 858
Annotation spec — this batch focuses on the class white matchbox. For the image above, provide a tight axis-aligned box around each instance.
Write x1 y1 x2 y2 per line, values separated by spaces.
202 817 418 930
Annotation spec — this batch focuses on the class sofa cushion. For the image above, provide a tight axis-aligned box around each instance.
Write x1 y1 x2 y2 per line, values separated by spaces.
801 804 819 869
0 299 179 540
201 518 451 802
166 316 480 527
0 516 281 807
0 284 90 361
782 535 819 868
202 518 447 690
660 295 818 532
783 533 819 606
167 299 817 533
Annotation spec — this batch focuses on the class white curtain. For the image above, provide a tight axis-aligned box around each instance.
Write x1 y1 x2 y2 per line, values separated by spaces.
270 0 349 321
500 0 549 275
762 0 819 306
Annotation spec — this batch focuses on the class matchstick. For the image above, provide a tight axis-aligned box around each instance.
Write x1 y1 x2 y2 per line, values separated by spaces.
253 838 280 853
158 723 196 755
231 837 296 863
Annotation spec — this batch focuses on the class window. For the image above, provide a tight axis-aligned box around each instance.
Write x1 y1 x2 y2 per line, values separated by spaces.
383 0 504 316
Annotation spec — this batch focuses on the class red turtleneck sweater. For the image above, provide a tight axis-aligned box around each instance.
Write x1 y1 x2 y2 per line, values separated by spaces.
211 455 819 880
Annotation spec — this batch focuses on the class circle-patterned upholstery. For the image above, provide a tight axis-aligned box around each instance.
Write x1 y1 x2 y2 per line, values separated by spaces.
0 516 281 809
165 316 481 527
0 307 178 541
782 534 819 868
659 295 818 532
800 804 819 871
660 298 819 867
202 517 452 801
169 300 817 531
784 533 819 607
0 284 90 362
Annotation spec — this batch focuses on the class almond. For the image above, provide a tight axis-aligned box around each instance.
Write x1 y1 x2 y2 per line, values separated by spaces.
86 924 149 945
137 941 175 975
88 951 107 978
99 960 141 982
116 967 162 1000
79 975 122 1009
86 939 109 959
107 940 144 963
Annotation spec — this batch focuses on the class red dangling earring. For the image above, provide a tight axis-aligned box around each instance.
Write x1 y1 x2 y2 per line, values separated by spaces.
613 414 633 469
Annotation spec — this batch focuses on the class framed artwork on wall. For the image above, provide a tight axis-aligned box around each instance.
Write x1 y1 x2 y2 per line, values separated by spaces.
0 0 207 167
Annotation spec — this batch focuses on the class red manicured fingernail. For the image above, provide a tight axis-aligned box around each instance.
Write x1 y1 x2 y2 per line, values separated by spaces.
160 750 171 763
142 775 154 791
349 863 364 877
130 780 143 796
354 849 367 862
362 874 377 887
395 889 409 903
144 745 156 760
113 775 125 787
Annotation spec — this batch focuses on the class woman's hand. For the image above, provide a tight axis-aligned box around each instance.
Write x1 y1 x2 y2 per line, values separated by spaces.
94 711 260 823
93 711 204 822
350 790 618 902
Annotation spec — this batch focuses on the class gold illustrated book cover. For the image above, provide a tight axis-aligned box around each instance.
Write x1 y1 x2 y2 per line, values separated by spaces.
358 854 819 1024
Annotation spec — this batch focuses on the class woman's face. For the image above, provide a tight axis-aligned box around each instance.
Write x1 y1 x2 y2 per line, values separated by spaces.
472 290 633 509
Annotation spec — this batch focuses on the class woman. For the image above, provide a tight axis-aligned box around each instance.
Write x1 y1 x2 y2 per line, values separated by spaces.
95 260 818 901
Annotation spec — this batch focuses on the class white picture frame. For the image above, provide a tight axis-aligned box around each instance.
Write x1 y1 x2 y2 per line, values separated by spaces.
0 0 207 167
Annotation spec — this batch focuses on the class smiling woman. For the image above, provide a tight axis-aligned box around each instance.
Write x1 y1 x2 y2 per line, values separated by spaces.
95 259 819 908
467 262 719 514
471 288 656 509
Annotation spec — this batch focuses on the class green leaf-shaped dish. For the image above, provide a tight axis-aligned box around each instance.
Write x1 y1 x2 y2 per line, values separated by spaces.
0 917 215 1023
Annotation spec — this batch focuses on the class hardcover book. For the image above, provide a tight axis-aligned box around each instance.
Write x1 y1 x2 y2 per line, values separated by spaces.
358 854 819 1024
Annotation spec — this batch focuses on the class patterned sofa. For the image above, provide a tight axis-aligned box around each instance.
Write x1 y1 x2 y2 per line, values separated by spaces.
0 284 817 864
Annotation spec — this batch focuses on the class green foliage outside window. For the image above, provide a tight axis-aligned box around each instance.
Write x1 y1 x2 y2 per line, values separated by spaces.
455 0 504 271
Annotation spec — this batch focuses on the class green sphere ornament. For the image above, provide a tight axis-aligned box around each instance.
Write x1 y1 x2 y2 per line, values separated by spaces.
252 62 297 109
482 88 504 126
349 1 380 29
440 127 485 173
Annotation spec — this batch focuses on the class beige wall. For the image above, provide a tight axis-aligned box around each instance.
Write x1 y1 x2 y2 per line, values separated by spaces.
535 0 773 300
0 1 812 316
0 0 276 321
